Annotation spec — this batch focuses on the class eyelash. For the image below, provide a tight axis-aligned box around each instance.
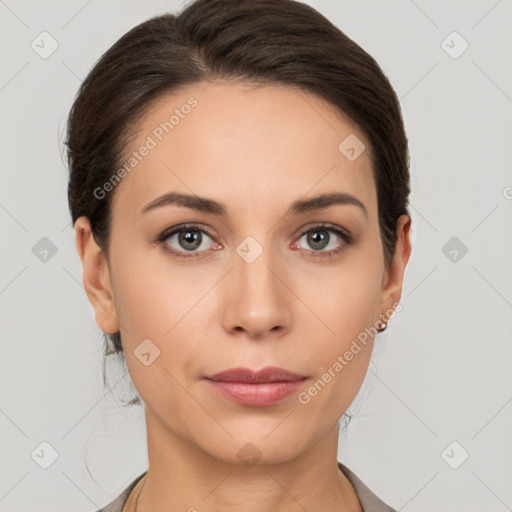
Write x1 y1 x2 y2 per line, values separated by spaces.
155 222 353 260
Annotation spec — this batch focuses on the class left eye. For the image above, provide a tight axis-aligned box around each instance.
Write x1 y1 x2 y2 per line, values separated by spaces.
296 226 348 254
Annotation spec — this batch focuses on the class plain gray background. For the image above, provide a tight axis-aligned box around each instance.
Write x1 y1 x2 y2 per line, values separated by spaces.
1 0 511 510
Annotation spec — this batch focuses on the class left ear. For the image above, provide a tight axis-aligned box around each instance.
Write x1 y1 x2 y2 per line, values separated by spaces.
379 214 412 323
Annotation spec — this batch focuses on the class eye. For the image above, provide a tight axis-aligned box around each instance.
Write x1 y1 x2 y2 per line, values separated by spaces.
294 223 352 258
156 223 219 259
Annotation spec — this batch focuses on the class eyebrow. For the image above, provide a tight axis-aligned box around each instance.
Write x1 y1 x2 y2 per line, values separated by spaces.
140 191 368 219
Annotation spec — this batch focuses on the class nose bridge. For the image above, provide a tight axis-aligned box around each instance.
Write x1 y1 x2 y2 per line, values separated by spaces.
235 233 282 303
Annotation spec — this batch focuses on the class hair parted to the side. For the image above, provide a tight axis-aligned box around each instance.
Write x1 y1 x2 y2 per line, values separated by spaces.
65 0 410 406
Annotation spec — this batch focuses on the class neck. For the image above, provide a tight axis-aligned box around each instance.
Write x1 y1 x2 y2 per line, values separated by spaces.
126 408 362 512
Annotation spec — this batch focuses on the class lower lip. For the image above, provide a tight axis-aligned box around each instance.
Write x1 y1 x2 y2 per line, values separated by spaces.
205 379 307 406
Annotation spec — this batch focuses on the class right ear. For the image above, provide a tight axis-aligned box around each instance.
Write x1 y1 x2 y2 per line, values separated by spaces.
74 216 120 335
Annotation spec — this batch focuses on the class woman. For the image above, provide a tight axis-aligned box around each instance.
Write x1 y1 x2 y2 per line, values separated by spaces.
66 0 412 510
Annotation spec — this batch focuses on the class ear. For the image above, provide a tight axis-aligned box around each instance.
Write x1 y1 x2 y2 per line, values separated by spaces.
74 216 120 335
378 214 412 324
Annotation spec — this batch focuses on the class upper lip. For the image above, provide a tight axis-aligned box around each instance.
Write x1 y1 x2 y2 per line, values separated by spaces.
205 366 307 383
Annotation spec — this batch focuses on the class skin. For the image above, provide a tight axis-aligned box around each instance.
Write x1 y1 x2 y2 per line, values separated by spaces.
74 81 411 512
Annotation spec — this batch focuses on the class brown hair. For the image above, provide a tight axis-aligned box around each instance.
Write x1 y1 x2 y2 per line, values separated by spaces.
65 0 410 402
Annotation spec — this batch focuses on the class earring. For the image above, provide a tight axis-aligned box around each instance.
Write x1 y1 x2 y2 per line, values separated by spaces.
376 318 388 333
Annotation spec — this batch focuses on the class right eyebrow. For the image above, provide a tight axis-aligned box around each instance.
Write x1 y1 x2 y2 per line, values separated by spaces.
140 192 227 217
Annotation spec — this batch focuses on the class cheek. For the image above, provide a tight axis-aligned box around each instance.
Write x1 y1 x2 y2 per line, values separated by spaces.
109 242 213 373
109 239 188 339
108 248 206 411
296 261 382 409
306 252 382 344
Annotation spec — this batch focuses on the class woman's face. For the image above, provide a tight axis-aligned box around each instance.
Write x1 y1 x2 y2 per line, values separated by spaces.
77 81 410 466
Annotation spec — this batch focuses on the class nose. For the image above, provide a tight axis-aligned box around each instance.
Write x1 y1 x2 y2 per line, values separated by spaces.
221 240 292 340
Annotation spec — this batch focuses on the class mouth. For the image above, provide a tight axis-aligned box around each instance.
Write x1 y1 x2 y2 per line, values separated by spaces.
204 366 308 406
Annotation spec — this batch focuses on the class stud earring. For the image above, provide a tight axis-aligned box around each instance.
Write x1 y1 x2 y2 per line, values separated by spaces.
376 318 388 333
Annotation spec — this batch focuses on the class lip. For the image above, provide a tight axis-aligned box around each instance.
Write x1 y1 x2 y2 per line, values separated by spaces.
204 366 308 406
206 366 306 383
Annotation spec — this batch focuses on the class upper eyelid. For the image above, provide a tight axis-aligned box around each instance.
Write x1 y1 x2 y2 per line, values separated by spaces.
160 223 215 241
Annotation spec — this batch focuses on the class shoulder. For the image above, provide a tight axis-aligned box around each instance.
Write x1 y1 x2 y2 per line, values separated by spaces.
93 471 147 512
338 461 397 512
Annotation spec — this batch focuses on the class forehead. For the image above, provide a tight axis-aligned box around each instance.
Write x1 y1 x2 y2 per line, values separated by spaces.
111 81 377 222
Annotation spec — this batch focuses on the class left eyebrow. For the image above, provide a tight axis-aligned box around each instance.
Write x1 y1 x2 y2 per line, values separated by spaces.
140 191 368 219
287 192 368 219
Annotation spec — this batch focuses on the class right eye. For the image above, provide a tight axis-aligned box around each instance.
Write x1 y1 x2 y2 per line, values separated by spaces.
156 224 220 259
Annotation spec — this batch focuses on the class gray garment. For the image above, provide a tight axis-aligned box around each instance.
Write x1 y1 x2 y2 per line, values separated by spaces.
95 462 396 512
